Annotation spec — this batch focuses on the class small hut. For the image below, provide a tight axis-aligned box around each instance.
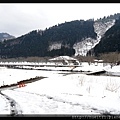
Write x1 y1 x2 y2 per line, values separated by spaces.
49 56 80 65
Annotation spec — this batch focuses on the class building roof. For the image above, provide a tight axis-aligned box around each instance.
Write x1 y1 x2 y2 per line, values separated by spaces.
49 56 77 61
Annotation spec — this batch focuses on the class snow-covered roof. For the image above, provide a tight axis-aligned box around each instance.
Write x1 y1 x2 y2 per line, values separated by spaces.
49 56 77 61
94 59 103 62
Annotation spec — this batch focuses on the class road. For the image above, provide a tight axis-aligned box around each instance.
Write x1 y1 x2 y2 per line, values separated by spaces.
0 76 46 116
0 76 47 91
0 91 23 116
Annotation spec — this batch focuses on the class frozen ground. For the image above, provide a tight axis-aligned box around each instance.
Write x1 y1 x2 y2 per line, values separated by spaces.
0 62 120 117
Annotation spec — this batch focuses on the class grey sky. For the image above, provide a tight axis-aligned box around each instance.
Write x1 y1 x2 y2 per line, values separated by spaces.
0 3 120 37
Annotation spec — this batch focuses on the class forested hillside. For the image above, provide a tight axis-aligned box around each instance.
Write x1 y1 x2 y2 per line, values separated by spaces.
0 20 96 58
92 16 120 56
0 13 120 58
0 33 15 42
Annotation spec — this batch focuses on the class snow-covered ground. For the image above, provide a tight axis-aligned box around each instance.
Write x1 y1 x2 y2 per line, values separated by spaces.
0 62 120 117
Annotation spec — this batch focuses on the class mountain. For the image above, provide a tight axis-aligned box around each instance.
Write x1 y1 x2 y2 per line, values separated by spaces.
73 18 115 56
0 13 120 58
0 33 15 42
74 13 120 56
0 20 97 58
90 16 120 56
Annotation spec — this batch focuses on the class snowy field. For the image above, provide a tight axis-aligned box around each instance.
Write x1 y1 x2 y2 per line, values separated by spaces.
0 62 120 117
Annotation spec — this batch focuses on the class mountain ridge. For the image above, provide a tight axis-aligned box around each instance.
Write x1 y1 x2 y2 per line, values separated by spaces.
0 33 15 42
0 13 120 58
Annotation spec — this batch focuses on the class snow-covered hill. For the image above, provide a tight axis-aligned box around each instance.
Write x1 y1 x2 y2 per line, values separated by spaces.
0 33 15 42
73 19 115 56
0 16 117 58
48 19 115 56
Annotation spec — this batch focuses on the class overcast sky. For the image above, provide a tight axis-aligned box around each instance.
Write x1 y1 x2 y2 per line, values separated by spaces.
0 3 120 37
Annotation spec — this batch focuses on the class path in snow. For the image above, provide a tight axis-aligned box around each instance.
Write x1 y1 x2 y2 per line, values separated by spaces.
0 91 23 116
2 89 117 115
0 76 47 116
7 89 107 115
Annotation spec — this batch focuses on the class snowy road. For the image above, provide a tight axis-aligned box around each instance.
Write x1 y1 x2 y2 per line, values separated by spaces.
0 78 101 115
1 89 101 115
0 91 23 116
1 88 118 117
